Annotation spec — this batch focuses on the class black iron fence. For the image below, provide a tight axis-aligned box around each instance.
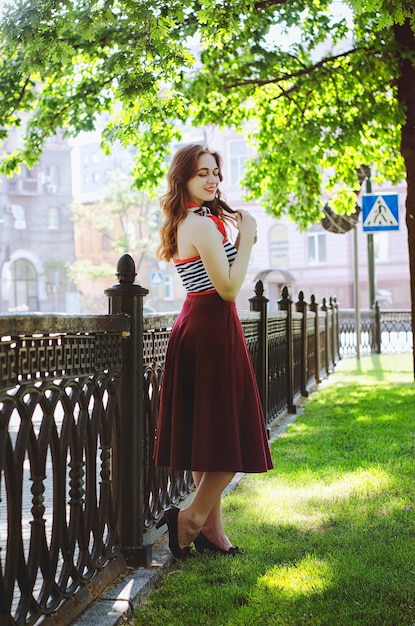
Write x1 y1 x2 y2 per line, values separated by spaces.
0 254 342 625
339 306 413 356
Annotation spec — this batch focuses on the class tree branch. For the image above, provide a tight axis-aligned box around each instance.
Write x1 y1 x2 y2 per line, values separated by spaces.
223 46 364 91
16 76 32 107
254 0 287 9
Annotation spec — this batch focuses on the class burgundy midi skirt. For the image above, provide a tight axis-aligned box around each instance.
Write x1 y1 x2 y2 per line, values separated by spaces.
153 292 273 473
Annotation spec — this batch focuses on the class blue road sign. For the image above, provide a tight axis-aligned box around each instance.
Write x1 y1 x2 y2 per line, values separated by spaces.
362 194 399 232
150 271 163 286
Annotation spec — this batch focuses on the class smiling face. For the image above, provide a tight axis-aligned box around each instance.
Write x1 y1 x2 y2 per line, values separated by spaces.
186 152 221 206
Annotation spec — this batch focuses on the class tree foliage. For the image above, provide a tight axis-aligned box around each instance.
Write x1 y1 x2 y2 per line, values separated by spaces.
1 1 415 351
0 0 412 221
347 0 415 29
69 171 159 281
0 0 192 177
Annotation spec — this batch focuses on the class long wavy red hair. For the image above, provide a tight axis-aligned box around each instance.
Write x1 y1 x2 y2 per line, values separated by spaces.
158 144 235 261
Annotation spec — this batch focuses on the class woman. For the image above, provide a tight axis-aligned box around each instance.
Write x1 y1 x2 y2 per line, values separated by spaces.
154 143 273 558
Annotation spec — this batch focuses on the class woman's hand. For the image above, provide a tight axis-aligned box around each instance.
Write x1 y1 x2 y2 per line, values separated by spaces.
236 209 257 245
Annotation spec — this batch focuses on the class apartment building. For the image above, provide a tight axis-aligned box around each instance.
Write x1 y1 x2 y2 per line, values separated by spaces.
2 122 408 315
0 129 76 313
150 126 410 312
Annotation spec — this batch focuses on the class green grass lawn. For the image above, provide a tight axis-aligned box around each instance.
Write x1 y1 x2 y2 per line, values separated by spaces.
133 353 415 626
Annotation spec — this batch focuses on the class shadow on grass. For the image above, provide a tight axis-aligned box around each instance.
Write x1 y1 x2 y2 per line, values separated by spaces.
224 497 415 626
135 484 415 626
133 378 415 626
336 352 414 383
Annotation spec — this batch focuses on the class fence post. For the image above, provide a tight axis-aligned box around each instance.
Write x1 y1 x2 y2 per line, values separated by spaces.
333 297 341 361
374 301 381 354
104 254 151 566
309 295 322 383
329 297 337 367
249 280 269 430
295 290 309 397
278 285 296 413
320 297 330 375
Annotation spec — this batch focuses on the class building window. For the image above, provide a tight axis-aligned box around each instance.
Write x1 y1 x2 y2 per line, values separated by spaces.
47 207 60 230
22 164 39 180
11 204 26 230
307 232 327 265
228 140 249 186
122 219 137 250
21 164 40 193
45 164 59 185
9 258 38 311
269 224 289 267
163 274 174 300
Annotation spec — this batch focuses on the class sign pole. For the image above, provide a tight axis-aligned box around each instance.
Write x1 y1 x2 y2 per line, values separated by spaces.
353 225 361 361
362 187 400 311
365 172 376 308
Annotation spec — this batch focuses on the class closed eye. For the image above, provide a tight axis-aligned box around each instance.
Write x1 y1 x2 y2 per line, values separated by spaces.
198 168 220 177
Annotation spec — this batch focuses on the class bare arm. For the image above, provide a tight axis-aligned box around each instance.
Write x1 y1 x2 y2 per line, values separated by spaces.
192 210 256 302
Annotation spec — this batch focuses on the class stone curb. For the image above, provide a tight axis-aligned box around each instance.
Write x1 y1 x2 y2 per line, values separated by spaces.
72 535 174 626
72 411 302 625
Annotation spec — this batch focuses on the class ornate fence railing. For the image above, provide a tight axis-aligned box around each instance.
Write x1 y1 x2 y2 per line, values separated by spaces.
339 306 413 356
0 255 339 625
0 315 130 626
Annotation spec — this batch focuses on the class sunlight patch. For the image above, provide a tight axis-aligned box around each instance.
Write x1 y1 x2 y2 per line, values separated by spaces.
250 468 392 530
308 468 391 501
258 556 332 597
259 468 390 505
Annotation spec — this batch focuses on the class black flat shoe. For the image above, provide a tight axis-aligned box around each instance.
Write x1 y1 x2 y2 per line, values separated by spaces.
156 507 192 559
194 532 244 556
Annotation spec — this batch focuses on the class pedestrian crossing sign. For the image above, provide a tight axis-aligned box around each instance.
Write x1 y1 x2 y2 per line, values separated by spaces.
362 194 399 232
150 271 163 285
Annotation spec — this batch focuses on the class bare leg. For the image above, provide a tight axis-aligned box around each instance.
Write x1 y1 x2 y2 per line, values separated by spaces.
177 471 234 550
192 471 233 550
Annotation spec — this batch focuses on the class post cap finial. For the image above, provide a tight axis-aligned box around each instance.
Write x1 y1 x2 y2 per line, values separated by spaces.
254 280 264 297
116 254 136 284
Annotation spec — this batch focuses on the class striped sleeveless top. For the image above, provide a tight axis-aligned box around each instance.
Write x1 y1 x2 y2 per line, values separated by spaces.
174 212 238 295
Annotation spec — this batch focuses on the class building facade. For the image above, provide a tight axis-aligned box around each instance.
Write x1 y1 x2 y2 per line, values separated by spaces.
71 126 160 313
0 129 76 313
1 122 409 315
151 126 410 312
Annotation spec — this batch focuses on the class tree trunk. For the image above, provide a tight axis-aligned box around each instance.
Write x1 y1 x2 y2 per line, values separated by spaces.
394 21 415 379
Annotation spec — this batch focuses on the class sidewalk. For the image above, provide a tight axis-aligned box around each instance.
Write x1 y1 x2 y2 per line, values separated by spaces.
72 413 301 626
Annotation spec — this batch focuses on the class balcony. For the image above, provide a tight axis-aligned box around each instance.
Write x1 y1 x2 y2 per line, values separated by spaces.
8 177 40 195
